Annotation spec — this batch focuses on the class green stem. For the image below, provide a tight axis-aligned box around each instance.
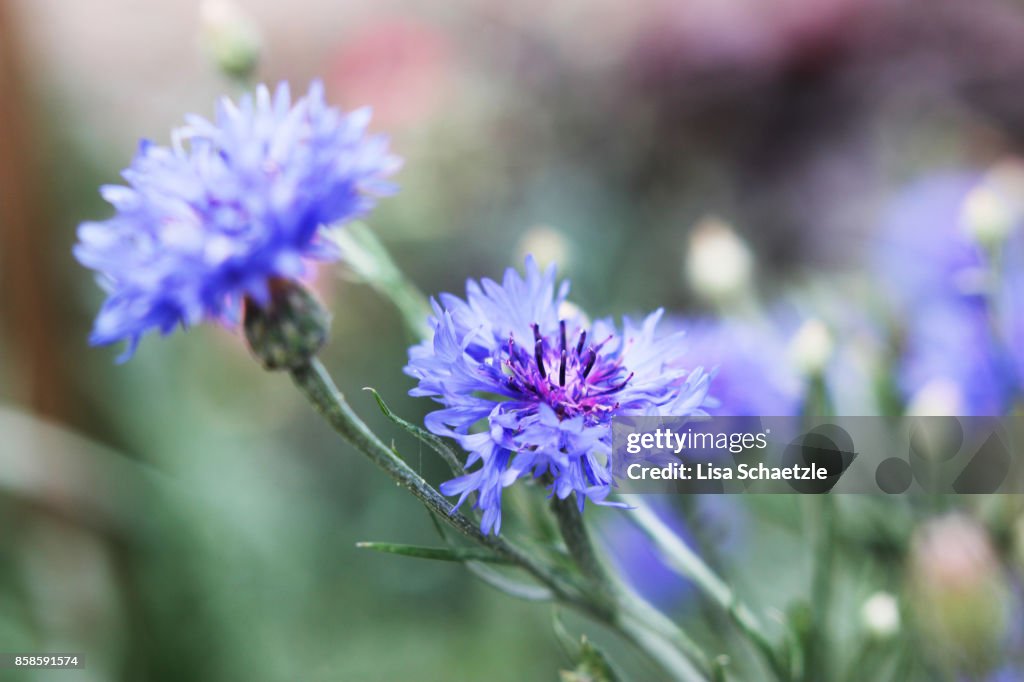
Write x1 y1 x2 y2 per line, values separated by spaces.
291 357 714 680
615 584 715 680
291 360 579 599
627 497 790 680
615 607 710 682
551 494 612 588
334 223 431 339
292 360 477 538
804 494 835 681
552 496 714 680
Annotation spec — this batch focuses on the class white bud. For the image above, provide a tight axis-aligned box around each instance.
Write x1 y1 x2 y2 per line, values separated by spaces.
685 216 753 304
200 0 262 81
906 378 965 417
788 319 833 376
861 592 900 639
517 225 570 270
960 185 1015 247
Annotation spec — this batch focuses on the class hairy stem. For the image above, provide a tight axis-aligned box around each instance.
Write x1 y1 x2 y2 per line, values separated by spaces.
291 359 579 596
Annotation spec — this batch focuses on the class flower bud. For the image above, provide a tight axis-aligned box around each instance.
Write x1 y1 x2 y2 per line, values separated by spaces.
517 225 571 271
243 279 330 370
685 216 753 304
960 186 1015 247
908 514 1010 671
906 378 965 417
200 0 262 82
960 160 1024 248
788 319 834 377
861 592 900 639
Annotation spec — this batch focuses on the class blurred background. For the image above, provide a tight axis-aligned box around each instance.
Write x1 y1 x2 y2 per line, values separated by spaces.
2 0 1024 679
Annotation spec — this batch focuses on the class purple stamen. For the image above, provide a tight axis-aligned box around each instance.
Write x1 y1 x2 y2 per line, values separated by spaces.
594 334 614 349
532 324 547 379
576 330 587 356
596 371 634 395
582 349 597 378
559 349 567 386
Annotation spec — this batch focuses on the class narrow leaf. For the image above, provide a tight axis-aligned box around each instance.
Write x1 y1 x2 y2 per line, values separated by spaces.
356 541 507 564
559 635 624 682
464 561 553 601
364 387 465 477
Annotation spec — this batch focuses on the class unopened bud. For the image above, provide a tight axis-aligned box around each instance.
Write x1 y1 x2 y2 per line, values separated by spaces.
960 186 1015 247
517 225 571 271
908 514 1009 669
906 378 965 417
788 319 833 376
200 0 262 81
243 279 330 370
685 216 753 304
861 592 900 639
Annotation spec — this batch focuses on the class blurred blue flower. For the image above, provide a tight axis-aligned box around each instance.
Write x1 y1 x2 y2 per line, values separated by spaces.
873 172 1022 414
75 81 400 360
900 300 1017 415
599 502 697 608
977 667 1023 682
999 253 1024 397
405 257 713 534
874 172 988 310
599 496 744 609
680 317 804 416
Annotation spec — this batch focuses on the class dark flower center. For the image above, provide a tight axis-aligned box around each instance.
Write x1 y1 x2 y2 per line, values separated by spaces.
503 320 633 419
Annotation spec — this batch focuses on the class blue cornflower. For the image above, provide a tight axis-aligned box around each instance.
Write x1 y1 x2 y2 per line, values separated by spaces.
680 316 804 417
75 81 400 360
872 172 1022 414
405 257 712 534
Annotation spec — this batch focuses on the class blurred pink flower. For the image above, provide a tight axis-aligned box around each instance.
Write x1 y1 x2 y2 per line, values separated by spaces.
328 18 453 129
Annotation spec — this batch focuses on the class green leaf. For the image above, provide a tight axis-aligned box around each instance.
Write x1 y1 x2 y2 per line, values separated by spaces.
364 387 464 477
554 611 625 682
710 655 730 682
425 508 451 540
552 610 581 657
329 222 431 339
417 509 554 601
355 542 507 564
558 635 623 682
463 561 553 601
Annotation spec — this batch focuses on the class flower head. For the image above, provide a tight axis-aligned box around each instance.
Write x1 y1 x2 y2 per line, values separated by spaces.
680 316 803 417
75 81 400 359
872 171 1023 414
405 257 712 533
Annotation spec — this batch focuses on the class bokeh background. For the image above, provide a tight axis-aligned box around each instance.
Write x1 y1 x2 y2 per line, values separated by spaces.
2 0 1024 679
